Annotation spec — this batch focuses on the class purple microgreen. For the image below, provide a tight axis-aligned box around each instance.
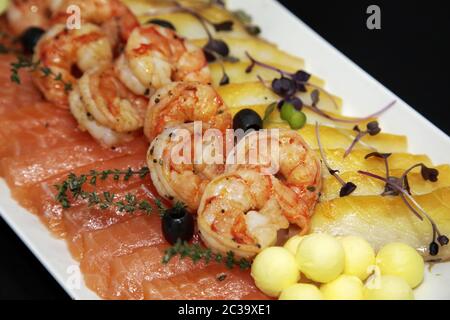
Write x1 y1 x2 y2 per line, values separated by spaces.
340 182 358 197
315 123 357 197
358 168 447 256
366 121 381 136
344 121 382 158
438 235 449 246
212 20 234 32
245 51 289 76
203 39 230 62
283 96 303 111
306 100 396 124
400 163 440 184
271 77 297 97
219 63 230 86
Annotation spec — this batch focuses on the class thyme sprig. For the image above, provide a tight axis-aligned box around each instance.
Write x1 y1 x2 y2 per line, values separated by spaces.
162 239 252 270
54 167 152 214
10 55 73 91
315 122 357 197
358 153 447 256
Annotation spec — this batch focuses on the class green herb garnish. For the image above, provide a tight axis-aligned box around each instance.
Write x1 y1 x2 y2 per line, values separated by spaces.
54 167 152 214
10 56 73 91
162 239 252 270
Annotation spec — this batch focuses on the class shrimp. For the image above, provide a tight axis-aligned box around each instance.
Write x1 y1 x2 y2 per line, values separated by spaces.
226 129 322 232
6 0 61 35
144 82 232 142
197 169 291 259
70 63 148 147
117 24 211 95
148 123 226 212
69 86 135 148
32 23 113 108
52 0 139 49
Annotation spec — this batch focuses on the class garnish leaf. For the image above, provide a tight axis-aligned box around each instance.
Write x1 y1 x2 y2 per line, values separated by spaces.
54 167 152 214
162 239 251 270
263 102 277 122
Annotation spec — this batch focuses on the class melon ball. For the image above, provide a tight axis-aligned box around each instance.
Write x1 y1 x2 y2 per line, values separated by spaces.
320 275 364 300
283 235 304 256
364 275 414 300
295 233 345 283
251 247 300 297
279 283 324 300
340 236 375 281
376 242 424 288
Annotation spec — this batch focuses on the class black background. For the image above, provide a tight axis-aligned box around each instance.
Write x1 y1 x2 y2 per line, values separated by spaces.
1 0 449 300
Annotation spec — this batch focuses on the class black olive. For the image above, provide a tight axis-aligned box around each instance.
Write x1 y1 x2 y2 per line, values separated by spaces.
233 109 263 132
162 206 195 245
147 19 176 31
20 27 45 54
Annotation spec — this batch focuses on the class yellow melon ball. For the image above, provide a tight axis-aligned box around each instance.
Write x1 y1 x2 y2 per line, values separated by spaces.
320 275 364 300
364 275 414 300
295 233 345 283
0 0 10 15
283 235 304 256
279 283 324 300
340 236 375 281
376 242 424 288
251 247 300 297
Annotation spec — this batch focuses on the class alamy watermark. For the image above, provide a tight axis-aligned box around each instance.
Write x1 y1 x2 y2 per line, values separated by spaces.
367 5 382 30
166 122 281 175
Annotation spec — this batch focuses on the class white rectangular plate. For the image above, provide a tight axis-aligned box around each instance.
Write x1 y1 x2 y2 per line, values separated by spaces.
1 0 450 300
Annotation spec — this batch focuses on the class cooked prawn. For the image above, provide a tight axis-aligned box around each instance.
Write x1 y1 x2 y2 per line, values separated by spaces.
6 0 61 35
148 123 226 212
226 129 322 231
69 86 135 148
144 82 232 142
32 23 113 108
197 168 291 259
70 63 148 147
52 0 139 49
226 130 322 233
117 24 210 95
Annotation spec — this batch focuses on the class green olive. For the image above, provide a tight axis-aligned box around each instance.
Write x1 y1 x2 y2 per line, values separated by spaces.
288 111 307 130
280 102 295 121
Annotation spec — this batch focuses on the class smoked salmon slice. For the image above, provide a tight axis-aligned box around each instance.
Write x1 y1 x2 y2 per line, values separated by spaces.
12 154 149 237
142 264 268 300
64 182 159 260
107 243 208 300
0 55 42 114
80 215 165 299
1 137 148 189
0 103 86 158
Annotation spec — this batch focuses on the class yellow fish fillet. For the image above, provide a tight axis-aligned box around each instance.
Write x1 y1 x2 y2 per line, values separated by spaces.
321 149 431 177
127 0 250 39
321 165 450 201
265 123 408 153
311 187 450 261
220 82 342 114
209 62 325 88
192 37 305 71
